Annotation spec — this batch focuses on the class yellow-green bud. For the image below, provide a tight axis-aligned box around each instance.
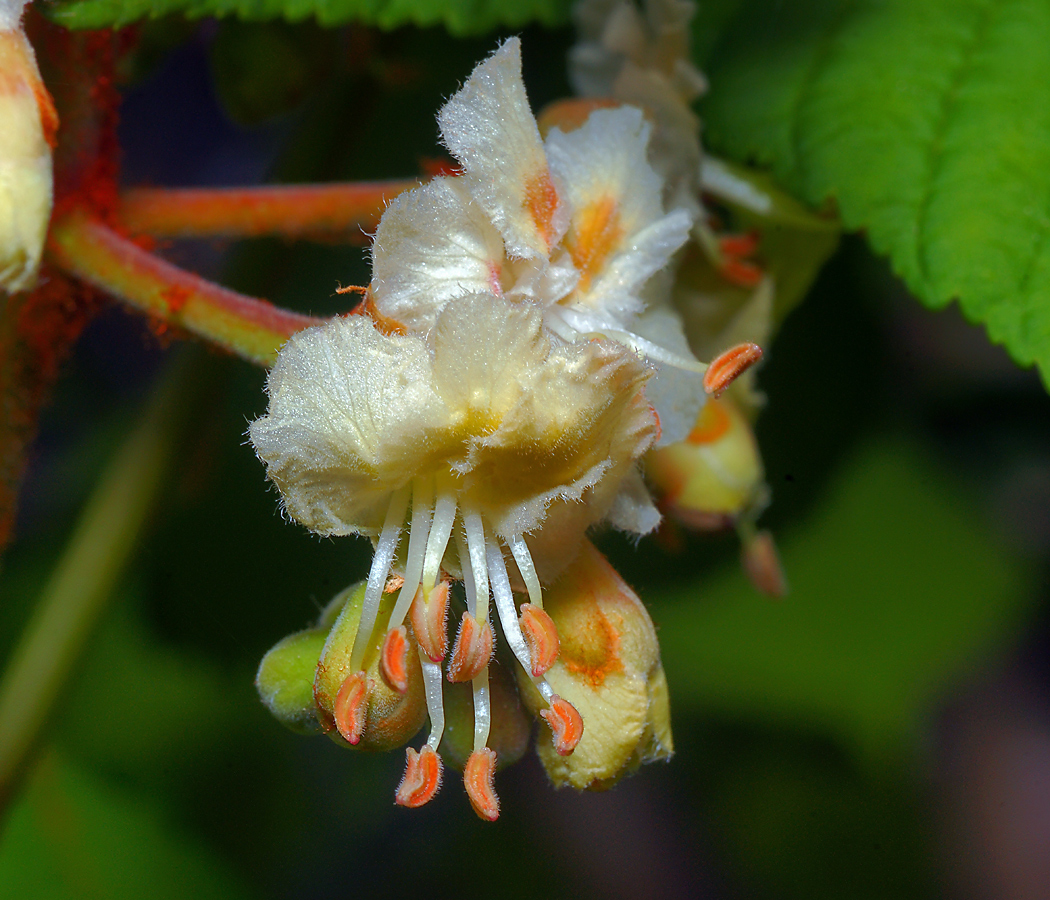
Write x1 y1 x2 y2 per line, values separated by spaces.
313 582 427 752
519 541 672 790
256 628 328 735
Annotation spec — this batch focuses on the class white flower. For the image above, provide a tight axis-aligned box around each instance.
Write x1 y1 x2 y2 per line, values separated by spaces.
369 38 707 444
0 1 55 294
250 292 659 817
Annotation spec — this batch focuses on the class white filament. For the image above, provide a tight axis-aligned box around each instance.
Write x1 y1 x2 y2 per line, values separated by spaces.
508 534 543 610
349 484 411 672
455 526 478 618
388 477 434 630
422 490 457 593
472 668 491 752
463 510 490 624
420 651 446 750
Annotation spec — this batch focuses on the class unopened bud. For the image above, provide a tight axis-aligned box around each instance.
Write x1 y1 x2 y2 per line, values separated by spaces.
645 397 766 529
0 8 56 293
518 541 673 790
255 628 328 735
314 582 428 752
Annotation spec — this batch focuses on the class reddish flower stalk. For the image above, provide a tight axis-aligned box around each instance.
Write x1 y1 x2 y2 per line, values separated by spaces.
47 211 323 367
116 180 418 241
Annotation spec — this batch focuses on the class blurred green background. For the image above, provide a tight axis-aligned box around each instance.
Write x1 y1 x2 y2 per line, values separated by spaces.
2 14 1049 900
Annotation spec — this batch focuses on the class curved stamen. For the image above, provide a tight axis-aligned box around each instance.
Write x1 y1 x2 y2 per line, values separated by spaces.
349 485 411 672
588 328 710 374
463 747 499 822
472 667 492 752
508 533 543 610
455 526 478 617
422 489 458 594
387 477 434 632
462 510 490 624
419 650 446 751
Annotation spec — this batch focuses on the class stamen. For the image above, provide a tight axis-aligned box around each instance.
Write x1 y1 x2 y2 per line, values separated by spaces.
463 510 490 623
349 485 411 672
583 326 710 374
409 582 450 662
519 603 559 677
447 612 494 683
741 529 788 599
463 748 500 822
486 538 536 679
394 745 443 808
421 490 457 594
454 526 478 617
472 667 491 751
540 695 584 756
419 651 446 750
703 343 763 399
334 671 370 745
387 478 434 632
379 625 410 693
508 534 543 609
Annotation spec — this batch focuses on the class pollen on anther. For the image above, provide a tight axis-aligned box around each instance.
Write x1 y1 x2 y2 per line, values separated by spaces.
334 671 370 745
447 612 494 683
519 603 559 677
703 343 763 399
463 748 500 822
395 745 443 808
540 695 584 756
380 626 410 693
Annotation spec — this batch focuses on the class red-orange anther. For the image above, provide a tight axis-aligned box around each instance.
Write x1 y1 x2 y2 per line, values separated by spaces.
463 748 499 822
447 612 494 683
380 625 410 693
409 582 450 663
334 671 370 745
519 603 560 677
703 343 763 399
395 745 443 808
717 232 760 258
718 257 764 288
540 695 584 756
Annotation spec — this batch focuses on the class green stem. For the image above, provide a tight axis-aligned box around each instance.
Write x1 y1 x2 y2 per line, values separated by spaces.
116 180 418 241
0 361 186 813
47 212 324 367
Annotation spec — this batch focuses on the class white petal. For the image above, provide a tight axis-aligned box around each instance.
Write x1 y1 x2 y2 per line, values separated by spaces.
249 317 447 536
371 177 506 331
437 37 568 259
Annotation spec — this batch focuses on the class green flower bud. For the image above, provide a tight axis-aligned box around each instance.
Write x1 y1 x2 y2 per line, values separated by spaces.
256 628 329 735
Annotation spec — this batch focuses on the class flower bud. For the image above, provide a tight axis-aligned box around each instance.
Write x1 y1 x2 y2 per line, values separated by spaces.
313 581 428 752
645 397 766 530
255 628 329 735
0 8 56 294
518 541 672 790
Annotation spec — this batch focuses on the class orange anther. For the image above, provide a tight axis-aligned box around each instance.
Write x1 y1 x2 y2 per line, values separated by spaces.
395 745 443 808
334 671 370 745
718 231 760 258
703 342 763 399
540 695 584 756
409 582 450 663
519 603 560 677
718 257 764 288
742 529 789 599
463 748 499 822
447 613 494 683
380 625 410 693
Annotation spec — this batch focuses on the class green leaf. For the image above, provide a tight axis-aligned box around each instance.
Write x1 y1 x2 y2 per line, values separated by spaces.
0 752 248 900
47 0 569 35
651 436 1035 762
698 0 1050 383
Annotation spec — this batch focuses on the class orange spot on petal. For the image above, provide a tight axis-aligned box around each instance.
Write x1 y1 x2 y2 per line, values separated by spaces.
686 398 732 445
524 169 560 252
567 195 623 294
519 604 560 677
463 748 499 821
703 343 763 399
395 745 443 808
541 695 584 756
380 626 410 693
447 612 494 683
334 671 370 745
